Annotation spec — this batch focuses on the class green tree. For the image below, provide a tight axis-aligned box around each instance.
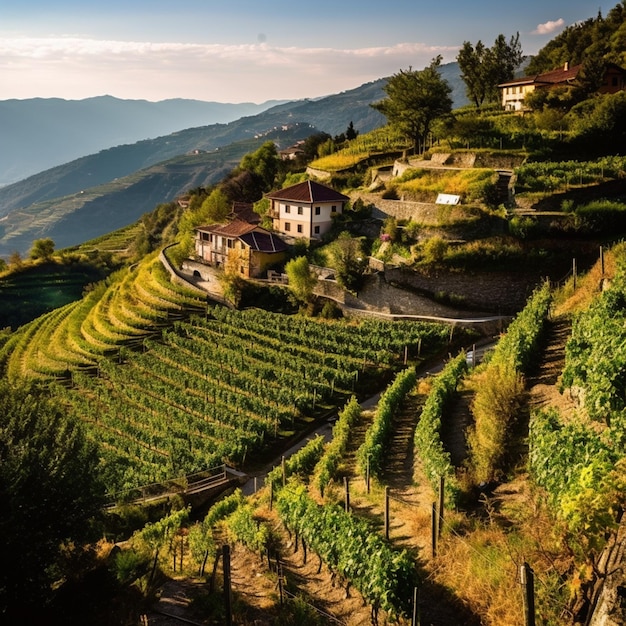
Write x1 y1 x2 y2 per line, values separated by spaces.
457 40 490 108
346 121 358 141
285 256 317 304
457 33 523 107
371 57 453 153
29 237 55 260
0 380 105 616
301 132 332 161
200 187 231 224
326 231 367 291
239 140 280 191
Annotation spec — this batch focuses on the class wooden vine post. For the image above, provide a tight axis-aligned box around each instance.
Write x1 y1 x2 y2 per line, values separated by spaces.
384 486 390 540
600 245 605 276
431 502 437 558
344 476 350 513
282 455 286 487
223 545 232 626
520 562 536 626
438 475 445 539
412 586 420 626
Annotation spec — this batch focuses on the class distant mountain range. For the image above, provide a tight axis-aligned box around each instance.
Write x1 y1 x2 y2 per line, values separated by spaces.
0 96 286 186
0 62 468 258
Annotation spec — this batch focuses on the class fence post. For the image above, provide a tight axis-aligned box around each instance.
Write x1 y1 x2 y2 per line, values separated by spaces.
600 245 605 276
278 560 284 606
520 562 536 626
412 586 420 626
438 475 445 539
384 486 390 540
431 502 437 558
223 545 232 626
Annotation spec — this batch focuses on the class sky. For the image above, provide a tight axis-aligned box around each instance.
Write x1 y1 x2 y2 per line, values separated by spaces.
0 1 618 103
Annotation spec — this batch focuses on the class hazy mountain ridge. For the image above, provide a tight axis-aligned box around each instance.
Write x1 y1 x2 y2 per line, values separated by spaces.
0 95 285 185
0 62 468 257
0 126 317 256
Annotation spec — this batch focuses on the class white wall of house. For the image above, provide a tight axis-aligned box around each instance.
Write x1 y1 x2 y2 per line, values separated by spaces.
275 200 341 239
500 84 535 111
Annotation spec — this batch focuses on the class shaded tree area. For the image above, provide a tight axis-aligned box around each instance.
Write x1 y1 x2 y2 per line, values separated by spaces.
457 33 523 108
0 380 106 622
220 140 281 204
371 57 452 153
526 1 626 75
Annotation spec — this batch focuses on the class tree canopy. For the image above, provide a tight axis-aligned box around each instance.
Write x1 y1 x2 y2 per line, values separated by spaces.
457 33 523 108
326 231 367 291
0 380 105 616
285 255 317 304
526 2 626 74
371 57 453 153
29 237 55 260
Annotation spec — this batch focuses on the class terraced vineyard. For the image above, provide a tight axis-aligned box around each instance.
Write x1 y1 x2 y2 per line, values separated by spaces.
0 254 206 380
0 254 456 493
56 309 451 492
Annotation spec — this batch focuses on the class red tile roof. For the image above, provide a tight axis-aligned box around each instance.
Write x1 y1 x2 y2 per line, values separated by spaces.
197 219 257 237
229 202 260 224
266 180 349 203
499 64 582 88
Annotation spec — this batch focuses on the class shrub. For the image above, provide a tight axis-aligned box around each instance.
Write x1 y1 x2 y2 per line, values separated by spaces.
467 364 525 484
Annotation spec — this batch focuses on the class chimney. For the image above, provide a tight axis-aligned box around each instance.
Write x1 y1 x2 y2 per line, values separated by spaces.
564 61 569 71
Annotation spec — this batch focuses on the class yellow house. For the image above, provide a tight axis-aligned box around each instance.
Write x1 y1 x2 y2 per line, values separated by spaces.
195 219 287 279
499 62 626 112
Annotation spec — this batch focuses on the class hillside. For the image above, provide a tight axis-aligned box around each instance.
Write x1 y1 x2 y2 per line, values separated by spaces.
0 96 284 186
0 125 314 257
0 62 468 258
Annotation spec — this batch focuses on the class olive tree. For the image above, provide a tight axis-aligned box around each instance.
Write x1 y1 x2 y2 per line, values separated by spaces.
371 56 453 154
285 255 317 304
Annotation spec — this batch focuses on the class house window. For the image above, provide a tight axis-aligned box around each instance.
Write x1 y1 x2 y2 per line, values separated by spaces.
315 206 321 215
201 232 209 241
285 222 291 231
285 205 291 213
331 205 337 213
297 206 303 215
297 224 303 233
314 225 320 234
227 239 233 249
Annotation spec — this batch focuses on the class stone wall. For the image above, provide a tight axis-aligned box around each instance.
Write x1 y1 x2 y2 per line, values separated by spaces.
384 265 540 314
350 191 442 223
312 272 509 335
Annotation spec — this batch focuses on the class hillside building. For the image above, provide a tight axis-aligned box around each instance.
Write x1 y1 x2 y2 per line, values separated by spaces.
266 180 349 240
499 62 626 112
194 217 287 279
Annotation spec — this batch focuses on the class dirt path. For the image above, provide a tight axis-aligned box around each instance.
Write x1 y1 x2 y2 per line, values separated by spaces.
526 316 576 417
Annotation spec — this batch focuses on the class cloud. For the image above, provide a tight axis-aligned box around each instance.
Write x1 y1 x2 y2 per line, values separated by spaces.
0 36 458 101
532 19 565 35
